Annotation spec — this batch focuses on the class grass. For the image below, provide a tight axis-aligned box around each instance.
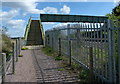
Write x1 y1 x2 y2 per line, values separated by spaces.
21 47 28 50
42 47 54 56
18 54 23 57
42 47 64 61
57 68 65 71
42 46 95 82
70 59 90 82
55 56 63 60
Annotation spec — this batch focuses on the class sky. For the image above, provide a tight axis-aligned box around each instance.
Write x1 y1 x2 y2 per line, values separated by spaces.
0 0 119 37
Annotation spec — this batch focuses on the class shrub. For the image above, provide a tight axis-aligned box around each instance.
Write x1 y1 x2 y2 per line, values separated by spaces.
2 34 12 54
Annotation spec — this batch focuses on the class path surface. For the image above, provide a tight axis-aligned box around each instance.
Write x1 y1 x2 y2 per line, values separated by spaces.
32 48 80 83
5 46 80 83
5 50 37 82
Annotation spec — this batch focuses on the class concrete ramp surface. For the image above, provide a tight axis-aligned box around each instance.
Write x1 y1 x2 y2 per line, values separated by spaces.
26 20 43 45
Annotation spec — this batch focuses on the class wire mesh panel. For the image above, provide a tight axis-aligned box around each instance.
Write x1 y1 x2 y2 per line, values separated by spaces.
68 22 112 82
45 19 119 83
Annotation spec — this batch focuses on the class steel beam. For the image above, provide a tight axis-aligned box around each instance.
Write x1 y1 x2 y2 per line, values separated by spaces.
40 14 108 23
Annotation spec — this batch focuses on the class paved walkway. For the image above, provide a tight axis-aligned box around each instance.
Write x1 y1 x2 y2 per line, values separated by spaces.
5 46 80 83
5 50 36 82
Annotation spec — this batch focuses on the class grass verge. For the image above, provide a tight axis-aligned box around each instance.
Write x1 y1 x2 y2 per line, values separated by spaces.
42 47 64 61
41 46 95 83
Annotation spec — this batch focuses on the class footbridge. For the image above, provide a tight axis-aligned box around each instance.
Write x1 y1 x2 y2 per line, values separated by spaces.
24 14 108 46
24 17 44 45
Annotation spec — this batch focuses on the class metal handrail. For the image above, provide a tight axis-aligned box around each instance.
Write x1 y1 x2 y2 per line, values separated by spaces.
24 16 32 41
39 19 44 42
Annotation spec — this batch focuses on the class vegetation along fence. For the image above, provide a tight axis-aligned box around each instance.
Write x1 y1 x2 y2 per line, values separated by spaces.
0 37 21 83
45 19 120 83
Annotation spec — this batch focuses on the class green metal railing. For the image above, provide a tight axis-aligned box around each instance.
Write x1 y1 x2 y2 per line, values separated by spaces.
24 16 44 45
39 19 44 42
24 17 32 41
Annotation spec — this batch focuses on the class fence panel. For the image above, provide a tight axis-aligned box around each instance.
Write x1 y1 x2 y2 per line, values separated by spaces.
0 37 21 83
45 19 119 83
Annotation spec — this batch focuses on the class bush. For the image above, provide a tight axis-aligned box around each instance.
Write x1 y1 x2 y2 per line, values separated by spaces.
2 34 12 54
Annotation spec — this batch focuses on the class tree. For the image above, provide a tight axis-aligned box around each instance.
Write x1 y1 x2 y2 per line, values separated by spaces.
112 3 120 17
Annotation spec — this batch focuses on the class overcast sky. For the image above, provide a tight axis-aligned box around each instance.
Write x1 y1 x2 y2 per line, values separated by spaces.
0 0 118 37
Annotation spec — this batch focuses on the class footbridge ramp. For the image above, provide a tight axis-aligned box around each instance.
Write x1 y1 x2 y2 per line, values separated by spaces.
24 17 44 45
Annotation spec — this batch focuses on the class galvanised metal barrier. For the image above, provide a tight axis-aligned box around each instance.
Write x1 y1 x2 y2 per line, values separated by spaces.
45 19 120 83
0 37 21 83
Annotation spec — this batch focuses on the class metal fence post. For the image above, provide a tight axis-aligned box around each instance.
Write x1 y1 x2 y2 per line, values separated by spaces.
69 40 71 66
67 24 71 66
117 19 120 84
108 19 113 82
58 38 61 56
89 47 93 83
19 37 21 55
52 37 53 49
52 31 54 49
16 39 18 62
12 43 15 74
2 53 6 83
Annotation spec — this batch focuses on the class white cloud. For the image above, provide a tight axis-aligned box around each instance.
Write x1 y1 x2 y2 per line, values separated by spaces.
2 2 43 14
0 9 19 21
7 19 25 29
42 22 56 24
6 19 26 37
53 23 69 28
2 2 58 14
60 5 70 14
43 7 58 14
1 1 59 37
